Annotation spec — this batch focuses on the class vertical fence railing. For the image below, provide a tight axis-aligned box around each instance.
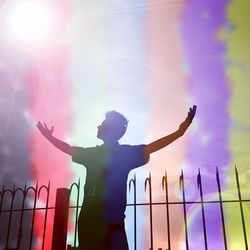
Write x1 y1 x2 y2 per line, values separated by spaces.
197 169 208 250
179 170 189 250
5 185 16 250
129 174 137 250
40 182 50 250
0 168 250 250
28 182 38 250
162 171 170 250
145 173 153 250
216 167 227 250
66 179 81 250
235 166 249 249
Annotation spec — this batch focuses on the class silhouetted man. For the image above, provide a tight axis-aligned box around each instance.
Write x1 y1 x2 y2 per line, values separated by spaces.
37 105 196 250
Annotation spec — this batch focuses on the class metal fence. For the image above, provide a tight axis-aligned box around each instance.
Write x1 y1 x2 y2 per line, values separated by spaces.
127 167 250 250
0 182 50 250
0 167 249 250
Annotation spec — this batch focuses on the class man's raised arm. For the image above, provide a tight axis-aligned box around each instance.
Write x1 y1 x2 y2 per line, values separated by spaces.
36 121 76 156
144 105 196 157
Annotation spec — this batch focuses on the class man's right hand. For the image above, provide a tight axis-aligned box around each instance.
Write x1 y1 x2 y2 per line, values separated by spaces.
36 121 74 155
37 121 54 139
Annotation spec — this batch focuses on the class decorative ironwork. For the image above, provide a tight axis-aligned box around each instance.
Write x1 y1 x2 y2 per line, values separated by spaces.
0 168 249 250
0 181 50 250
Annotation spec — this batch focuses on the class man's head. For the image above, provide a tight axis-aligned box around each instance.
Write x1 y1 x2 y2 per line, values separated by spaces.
97 111 128 143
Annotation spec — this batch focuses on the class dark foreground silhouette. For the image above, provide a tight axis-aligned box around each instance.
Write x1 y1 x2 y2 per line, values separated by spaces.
37 106 196 250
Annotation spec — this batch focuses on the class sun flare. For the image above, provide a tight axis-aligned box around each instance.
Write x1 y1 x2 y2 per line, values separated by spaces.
5 1 53 45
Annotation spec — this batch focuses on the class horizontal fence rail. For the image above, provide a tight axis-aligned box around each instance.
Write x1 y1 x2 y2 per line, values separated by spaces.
0 167 249 250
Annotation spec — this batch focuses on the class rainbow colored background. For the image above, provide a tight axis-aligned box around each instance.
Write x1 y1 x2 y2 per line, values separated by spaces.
0 0 250 249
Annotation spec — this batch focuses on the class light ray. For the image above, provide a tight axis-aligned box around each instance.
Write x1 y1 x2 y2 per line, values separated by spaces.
1 57 22 146
33 55 51 124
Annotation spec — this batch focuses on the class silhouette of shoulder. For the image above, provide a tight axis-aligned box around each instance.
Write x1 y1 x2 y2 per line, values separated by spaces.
71 144 149 169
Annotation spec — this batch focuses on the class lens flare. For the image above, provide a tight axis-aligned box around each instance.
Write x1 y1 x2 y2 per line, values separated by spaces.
4 1 53 46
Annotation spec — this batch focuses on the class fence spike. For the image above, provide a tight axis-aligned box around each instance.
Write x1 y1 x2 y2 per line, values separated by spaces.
179 169 184 190
235 165 238 177
78 178 80 189
197 168 201 189
162 176 165 190
216 167 221 190
35 181 39 196
162 171 168 190
129 178 135 192
216 167 219 184
128 174 136 189
144 173 151 191
144 178 148 191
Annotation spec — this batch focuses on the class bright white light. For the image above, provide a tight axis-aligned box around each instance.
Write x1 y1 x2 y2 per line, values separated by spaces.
5 1 53 45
